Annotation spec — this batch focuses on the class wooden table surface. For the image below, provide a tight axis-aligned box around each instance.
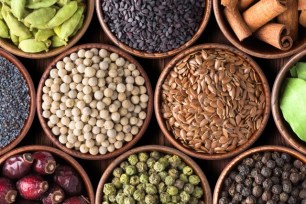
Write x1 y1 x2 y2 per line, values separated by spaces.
16 10 293 195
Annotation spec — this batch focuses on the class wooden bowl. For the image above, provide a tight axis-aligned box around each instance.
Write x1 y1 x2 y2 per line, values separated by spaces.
155 43 271 160
0 49 36 156
37 43 153 160
0 1 94 59
213 0 306 59
0 145 95 203
95 145 212 204
272 50 306 155
213 145 306 204
95 0 212 59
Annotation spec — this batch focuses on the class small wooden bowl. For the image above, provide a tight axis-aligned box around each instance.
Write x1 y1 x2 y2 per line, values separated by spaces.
0 1 94 59
272 50 306 155
213 0 306 59
37 43 153 160
95 0 212 59
155 43 271 160
95 145 212 204
0 145 95 203
213 145 306 204
0 49 36 156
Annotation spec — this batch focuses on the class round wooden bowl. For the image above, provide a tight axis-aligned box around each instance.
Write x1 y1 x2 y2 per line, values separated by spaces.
95 145 212 204
95 0 212 59
0 145 95 203
272 50 306 155
213 0 306 59
0 1 94 59
213 145 306 204
0 49 36 156
37 43 153 160
155 43 271 160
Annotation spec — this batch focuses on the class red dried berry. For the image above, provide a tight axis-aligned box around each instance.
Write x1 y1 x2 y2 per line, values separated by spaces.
0 177 17 204
62 196 89 204
33 151 56 175
53 166 82 196
17 175 49 200
2 153 33 179
42 184 65 204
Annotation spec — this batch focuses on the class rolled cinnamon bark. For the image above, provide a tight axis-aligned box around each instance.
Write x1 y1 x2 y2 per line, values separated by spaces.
243 0 288 32
298 0 306 10
277 0 299 40
221 0 238 10
254 23 293 51
238 0 256 11
224 7 252 41
300 10 306 27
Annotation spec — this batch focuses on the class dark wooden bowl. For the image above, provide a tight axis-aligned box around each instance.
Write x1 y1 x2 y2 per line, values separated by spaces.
272 50 306 155
213 0 306 59
155 43 271 160
213 145 306 204
95 145 213 204
0 0 94 59
0 145 95 203
95 0 212 59
37 43 153 160
0 49 36 156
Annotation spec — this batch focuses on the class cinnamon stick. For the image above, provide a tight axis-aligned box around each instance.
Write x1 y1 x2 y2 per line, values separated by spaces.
300 10 306 27
254 23 293 50
298 0 306 10
221 0 238 10
277 0 299 40
243 0 288 32
224 7 252 41
238 0 256 11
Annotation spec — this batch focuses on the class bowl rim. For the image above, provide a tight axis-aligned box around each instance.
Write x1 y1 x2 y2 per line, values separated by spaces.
272 49 306 155
0 145 95 204
213 145 306 204
95 0 212 59
213 0 306 59
154 43 271 160
0 48 36 156
0 0 95 59
37 43 154 160
95 145 213 204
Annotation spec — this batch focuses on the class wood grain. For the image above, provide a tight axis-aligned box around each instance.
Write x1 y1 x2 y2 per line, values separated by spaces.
15 12 291 193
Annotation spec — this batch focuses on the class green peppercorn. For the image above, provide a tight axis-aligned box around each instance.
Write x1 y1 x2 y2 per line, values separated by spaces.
158 182 167 193
136 183 146 191
144 194 158 204
113 167 124 178
148 168 156 175
146 158 155 169
138 152 149 162
120 174 130 185
140 173 149 184
169 155 182 167
160 192 171 203
180 174 189 183
159 171 168 181
171 195 181 202
126 165 137 176
112 177 122 189
150 151 161 160
124 196 135 204
103 183 116 195
178 162 186 170
116 192 125 204
154 161 166 172
183 166 193 175
193 186 204 198
165 176 175 186
167 186 179 196
133 189 145 201
120 161 130 170
189 175 201 185
123 185 135 196
174 179 185 190
130 175 140 186
145 183 157 195
128 154 139 165
149 173 161 185
102 201 109 204
168 168 179 179
189 196 199 204
136 162 148 173
184 183 195 194
158 157 169 167
108 194 116 202
180 191 191 202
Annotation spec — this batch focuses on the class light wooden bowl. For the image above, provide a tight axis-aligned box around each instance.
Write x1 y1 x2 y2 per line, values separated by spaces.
0 0 94 59
155 43 271 160
95 145 212 204
213 145 306 204
0 49 36 156
37 43 153 160
272 49 306 155
95 0 212 59
213 0 306 59
0 145 95 204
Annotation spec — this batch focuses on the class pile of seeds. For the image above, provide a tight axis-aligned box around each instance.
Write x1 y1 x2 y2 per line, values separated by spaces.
219 152 306 204
161 49 266 154
101 0 205 53
102 151 205 204
0 56 30 148
41 48 149 155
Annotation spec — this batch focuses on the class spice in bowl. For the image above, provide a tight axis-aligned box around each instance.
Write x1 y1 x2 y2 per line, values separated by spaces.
161 48 266 154
218 151 306 203
280 62 306 142
101 0 206 53
0 56 30 148
41 48 149 155
102 151 205 204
